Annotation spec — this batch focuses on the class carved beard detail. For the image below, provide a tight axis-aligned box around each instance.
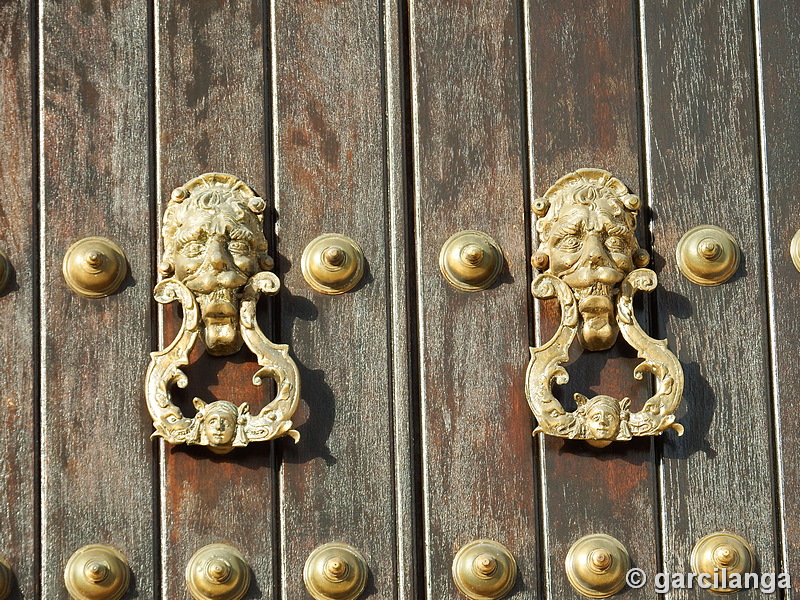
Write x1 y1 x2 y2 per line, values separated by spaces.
571 283 620 351
195 287 243 356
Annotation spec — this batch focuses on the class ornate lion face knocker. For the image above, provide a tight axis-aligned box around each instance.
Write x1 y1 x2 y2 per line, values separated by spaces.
526 169 684 447
145 173 300 454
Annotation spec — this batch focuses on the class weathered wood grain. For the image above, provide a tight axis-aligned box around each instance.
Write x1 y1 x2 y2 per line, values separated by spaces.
385 0 422 596
39 0 156 597
755 0 800 589
271 0 405 597
0 2 37 598
155 1 275 598
642 1 777 597
524 1 660 597
409 0 540 596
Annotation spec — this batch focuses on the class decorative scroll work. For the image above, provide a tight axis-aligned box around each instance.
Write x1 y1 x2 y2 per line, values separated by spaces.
144 173 300 453
526 168 684 447
526 270 684 447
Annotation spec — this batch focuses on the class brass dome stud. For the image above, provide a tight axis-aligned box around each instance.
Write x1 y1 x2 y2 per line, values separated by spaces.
185 544 250 600
303 543 368 600
565 534 630 598
452 539 517 600
301 234 365 295
690 531 755 593
0 556 12 600
0 248 10 293
676 225 740 286
64 545 130 600
439 231 504 292
62 237 128 298
791 229 800 273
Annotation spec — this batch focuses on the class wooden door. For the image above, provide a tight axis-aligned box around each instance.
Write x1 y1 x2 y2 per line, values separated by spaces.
1 1 798 599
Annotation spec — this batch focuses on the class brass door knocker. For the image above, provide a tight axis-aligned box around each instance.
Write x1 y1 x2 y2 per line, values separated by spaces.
526 169 684 447
145 173 299 454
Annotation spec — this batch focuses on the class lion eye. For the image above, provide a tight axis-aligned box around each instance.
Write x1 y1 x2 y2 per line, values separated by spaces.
180 241 205 258
605 236 627 253
556 235 582 252
228 240 251 255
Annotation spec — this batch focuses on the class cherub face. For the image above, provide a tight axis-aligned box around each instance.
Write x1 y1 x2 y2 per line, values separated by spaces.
585 404 621 441
204 408 236 447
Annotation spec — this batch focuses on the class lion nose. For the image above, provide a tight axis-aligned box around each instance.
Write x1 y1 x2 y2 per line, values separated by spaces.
584 235 609 266
207 239 234 272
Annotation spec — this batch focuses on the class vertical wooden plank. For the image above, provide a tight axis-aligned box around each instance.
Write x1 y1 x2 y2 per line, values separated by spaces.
642 1 778 597
524 1 660 597
385 0 421 596
272 0 405 597
155 1 275 598
755 0 800 589
409 0 540 596
0 1 37 597
39 0 156 597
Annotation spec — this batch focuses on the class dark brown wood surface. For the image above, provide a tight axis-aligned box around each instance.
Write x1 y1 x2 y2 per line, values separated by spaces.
39 0 156 598
643 1 778 597
155 1 276 598
756 0 800 588
409 0 540 596
5 2 799 597
0 2 36 598
526 1 660 598
272 0 406 597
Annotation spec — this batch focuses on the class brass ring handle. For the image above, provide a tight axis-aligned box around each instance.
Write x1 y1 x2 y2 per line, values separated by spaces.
186 544 250 600
144 173 300 453
527 169 684 447
64 545 130 600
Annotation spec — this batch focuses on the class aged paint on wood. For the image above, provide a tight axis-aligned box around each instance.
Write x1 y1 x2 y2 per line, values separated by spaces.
409 0 541 596
272 0 405 597
39 0 156 597
524 1 660 597
0 1 37 598
642 1 778 598
155 1 276 598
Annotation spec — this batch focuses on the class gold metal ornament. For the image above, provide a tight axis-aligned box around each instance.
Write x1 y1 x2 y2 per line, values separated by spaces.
0 556 12 600
62 237 128 298
676 225 740 286
565 534 630 599
64 545 130 600
691 532 755 593
790 229 800 273
301 233 365 294
303 543 368 600
527 169 684 447
145 173 300 454
186 543 250 600
439 230 504 291
452 540 517 600
0 248 10 294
